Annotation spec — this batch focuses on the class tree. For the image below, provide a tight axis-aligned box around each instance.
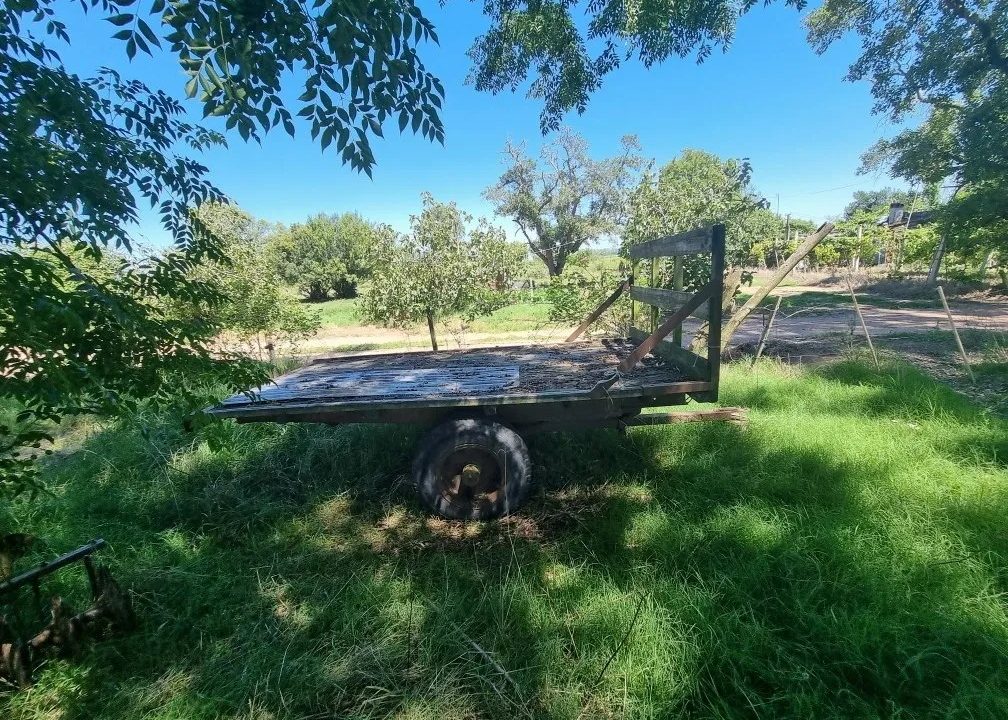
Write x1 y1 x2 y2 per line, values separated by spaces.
625 149 771 293
269 213 385 301
183 203 321 360
485 129 644 277
843 188 923 218
807 0 1008 278
468 0 806 131
360 195 523 350
0 0 446 500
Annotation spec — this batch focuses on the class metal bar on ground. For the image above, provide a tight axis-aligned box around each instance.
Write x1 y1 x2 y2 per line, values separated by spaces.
752 295 782 368
937 285 975 382
846 278 879 368
565 276 631 342
0 539 107 595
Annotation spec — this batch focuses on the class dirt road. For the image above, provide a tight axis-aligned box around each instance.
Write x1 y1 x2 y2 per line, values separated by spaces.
710 299 1008 346
302 299 1007 355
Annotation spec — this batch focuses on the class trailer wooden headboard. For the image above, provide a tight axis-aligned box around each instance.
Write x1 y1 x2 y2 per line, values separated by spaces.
566 223 726 401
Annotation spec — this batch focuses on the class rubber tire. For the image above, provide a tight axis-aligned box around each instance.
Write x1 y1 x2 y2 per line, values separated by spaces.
412 418 532 520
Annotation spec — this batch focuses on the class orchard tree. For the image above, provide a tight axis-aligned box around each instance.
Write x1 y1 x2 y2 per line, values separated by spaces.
807 0 1008 279
360 195 523 351
625 149 771 293
269 213 386 301
184 203 321 359
485 129 644 277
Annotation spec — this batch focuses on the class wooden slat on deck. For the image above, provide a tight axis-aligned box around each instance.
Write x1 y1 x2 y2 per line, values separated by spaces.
221 366 520 404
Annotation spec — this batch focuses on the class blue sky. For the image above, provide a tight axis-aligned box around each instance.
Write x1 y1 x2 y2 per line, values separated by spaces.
56 2 909 244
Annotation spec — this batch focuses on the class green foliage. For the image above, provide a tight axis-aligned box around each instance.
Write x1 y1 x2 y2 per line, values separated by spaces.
182 203 322 360
545 265 629 336
808 0 1008 262
0 8 273 499
269 213 387 301
360 194 524 350
62 0 443 173
468 0 807 131
2 0 447 499
485 129 645 276
624 149 772 290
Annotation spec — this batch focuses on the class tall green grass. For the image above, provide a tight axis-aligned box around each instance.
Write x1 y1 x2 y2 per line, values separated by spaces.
3 360 1007 719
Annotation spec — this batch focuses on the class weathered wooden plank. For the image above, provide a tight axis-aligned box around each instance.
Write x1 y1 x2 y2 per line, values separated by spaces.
207 379 713 421
628 328 710 380
629 286 708 320
618 283 715 373
623 407 747 427
628 226 713 259
221 366 520 404
565 277 630 342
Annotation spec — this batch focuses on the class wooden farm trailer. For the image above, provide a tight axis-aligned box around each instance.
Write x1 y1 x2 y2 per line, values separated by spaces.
209 224 740 520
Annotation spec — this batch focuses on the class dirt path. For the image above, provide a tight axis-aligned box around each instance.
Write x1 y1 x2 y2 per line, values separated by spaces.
717 299 1008 345
300 300 1007 356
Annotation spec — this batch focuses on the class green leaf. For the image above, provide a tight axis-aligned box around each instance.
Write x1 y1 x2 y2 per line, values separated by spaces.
107 13 133 26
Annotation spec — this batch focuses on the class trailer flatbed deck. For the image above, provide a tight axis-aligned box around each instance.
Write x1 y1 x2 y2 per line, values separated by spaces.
209 339 701 425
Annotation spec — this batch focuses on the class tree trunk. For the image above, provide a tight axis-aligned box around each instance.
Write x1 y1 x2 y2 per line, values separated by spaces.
697 223 834 353
998 265 1008 292
979 249 994 277
426 310 438 351
926 235 946 284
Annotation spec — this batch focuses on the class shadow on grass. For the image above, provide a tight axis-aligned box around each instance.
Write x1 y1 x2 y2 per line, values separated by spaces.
3 359 1008 719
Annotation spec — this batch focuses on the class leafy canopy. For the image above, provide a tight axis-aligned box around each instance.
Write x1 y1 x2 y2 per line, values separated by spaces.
468 0 807 131
625 149 772 289
807 0 1008 260
269 213 387 301
360 194 523 350
485 129 644 277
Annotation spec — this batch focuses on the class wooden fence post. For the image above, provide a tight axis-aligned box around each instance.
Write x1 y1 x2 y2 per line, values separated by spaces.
847 279 879 369
937 285 975 382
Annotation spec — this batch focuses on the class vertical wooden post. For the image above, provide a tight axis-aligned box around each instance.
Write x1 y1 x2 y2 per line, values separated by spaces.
426 310 439 352
707 225 726 395
629 265 636 331
649 258 658 333
672 255 684 347
937 285 975 382
752 296 782 368
846 279 879 368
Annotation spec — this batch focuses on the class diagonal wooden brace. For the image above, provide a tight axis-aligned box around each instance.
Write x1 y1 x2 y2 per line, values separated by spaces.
565 276 632 342
618 282 715 374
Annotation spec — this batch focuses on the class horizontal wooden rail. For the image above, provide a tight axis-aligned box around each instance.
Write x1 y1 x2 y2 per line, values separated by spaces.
629 286 708 320
566 276 631 342
628 327 710 380
619 282 715 373
628 226 713 259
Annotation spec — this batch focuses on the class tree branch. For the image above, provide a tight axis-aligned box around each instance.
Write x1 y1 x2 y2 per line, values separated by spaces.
942 0 1008 76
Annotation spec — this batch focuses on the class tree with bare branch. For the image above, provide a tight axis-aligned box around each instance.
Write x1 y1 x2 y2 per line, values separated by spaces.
485 129 645 277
